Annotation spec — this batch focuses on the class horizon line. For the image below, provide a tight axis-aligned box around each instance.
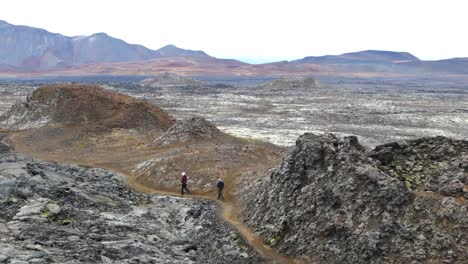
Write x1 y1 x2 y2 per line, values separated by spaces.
1 19 467 64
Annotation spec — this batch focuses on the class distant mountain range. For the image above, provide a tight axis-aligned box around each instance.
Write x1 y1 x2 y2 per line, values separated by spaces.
1 20 467 77
0 20 209 71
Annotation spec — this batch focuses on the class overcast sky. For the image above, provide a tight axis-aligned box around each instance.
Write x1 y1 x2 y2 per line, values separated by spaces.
1 0 466 63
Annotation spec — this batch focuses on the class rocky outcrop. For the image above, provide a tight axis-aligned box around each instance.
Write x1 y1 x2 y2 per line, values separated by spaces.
241 133 467 263
0 139 262 263
0 84 175 131
257 77 320 89
151 117 222 146
140 73 202 88
370 136 468 197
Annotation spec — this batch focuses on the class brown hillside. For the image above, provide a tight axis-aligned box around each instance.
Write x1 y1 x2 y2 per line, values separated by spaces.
0 84 176 131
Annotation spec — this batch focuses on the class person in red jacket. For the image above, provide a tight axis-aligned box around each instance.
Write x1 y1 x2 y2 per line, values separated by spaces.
181 172 190 195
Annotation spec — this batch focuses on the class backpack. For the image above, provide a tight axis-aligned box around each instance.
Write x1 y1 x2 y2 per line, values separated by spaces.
217 180 224 188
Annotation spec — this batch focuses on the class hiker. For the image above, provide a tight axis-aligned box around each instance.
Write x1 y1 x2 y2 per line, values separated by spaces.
216 177 225 201
181 172 190 195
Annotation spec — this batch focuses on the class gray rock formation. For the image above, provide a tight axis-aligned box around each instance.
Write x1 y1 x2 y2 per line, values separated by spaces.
370 136 468 197
0 138 262 263
258 77 320 89
152 117 222 146
240 133 467 263
140 73 203 88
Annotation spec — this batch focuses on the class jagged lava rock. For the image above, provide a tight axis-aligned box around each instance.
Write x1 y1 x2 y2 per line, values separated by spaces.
0 84 175 131
0 139 262 263
370 136 468 197
241 133 467 263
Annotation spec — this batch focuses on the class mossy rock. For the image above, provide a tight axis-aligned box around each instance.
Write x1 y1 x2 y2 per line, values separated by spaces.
40 210 51 219
405 181 412 190
265 236 278 247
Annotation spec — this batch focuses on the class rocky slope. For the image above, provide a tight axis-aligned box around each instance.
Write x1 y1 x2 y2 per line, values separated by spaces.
370 136 468 196
0 138 263 264
240 133 467 263
0 84 175 131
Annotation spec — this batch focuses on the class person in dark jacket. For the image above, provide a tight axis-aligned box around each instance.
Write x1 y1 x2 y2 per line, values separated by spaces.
216 177 225 201
181 172 190 195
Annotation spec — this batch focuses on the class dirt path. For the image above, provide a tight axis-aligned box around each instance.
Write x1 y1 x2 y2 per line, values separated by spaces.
86 165 298 263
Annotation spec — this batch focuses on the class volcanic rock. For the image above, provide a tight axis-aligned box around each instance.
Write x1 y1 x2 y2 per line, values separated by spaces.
0 84 175 131
240 133 467 263
370 136 468 196
0 139 262 263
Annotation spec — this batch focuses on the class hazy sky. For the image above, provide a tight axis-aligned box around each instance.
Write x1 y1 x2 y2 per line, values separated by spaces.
1 0 467 63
